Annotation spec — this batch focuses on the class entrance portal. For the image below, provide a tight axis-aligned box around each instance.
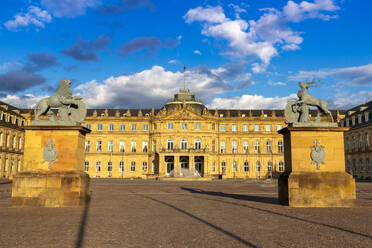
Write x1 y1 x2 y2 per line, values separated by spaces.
165 156 174 175
194 156 204 177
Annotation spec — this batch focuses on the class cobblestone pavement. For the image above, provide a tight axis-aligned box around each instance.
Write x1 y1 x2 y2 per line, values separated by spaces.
0 180 371 248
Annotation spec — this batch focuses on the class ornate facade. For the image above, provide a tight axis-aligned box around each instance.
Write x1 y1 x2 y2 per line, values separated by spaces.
0 101 26 179
340 101 372 180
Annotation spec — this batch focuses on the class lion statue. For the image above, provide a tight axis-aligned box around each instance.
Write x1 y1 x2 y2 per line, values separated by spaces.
34 80 86 123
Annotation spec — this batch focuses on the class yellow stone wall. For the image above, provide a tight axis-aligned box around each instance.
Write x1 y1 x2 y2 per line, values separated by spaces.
83 108 286 179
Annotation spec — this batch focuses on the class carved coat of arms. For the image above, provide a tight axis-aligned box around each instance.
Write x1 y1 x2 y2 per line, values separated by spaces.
43 139 58 169
310 139 325 170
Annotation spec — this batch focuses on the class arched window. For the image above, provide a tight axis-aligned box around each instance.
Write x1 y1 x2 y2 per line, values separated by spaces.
365 133 369 149
232 141 238 153
194 139 201 150
359 159 364 172
181 139 188 150
279 161 284 172
221 161 226 174
267 161 272 172
244 161 249 172
131 161 136 172
96 161 101 172
84 161 89 172
266 141 272 153
233 161 238 172
358 135 362 150
256 161 261 172
167 139 174 150
255 141 260 153
107 161 112 172
352 136 356 151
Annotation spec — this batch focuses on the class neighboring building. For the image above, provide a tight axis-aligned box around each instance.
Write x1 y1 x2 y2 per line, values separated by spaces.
0 101 26 179
341 101 372 180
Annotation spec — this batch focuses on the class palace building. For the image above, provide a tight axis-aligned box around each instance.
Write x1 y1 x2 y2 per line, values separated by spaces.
340 101 372 180
0 101 26 179
2 89 345 180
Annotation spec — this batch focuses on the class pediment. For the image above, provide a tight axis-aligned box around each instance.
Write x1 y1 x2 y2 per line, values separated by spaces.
163 109 206 120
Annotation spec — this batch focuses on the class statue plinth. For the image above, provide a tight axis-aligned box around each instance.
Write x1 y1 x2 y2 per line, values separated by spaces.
278 126 356 207
12 126 91 207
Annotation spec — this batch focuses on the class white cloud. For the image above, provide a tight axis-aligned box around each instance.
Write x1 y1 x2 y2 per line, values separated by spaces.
194 50 202 55
41 0 100 18
168 59 179 64
331 90 372 109
0 94 46 108
4 6 52 31
207 94 297 109
268 80 286 86
289 63 372 86
178 35 182 40
0 62 22 71
75 64 252 108
184 1 339 73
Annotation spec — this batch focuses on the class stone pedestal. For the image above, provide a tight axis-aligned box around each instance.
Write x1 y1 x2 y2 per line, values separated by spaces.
278 126 356 207
12 126 91 207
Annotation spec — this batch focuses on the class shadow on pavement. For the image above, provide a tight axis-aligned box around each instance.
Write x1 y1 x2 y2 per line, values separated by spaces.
75 198 91 248
181 187 278 205
184 191 372 240
139 194 258 248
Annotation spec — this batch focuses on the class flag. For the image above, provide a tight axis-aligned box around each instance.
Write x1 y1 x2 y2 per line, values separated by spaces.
184 65 186 72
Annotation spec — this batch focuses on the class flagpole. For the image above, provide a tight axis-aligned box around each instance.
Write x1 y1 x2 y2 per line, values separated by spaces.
183 65 186 90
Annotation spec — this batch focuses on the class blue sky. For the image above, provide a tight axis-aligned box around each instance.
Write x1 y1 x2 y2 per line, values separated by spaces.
0 0 371 109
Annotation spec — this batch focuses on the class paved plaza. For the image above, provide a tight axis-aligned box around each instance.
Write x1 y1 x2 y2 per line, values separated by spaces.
0 179 371 248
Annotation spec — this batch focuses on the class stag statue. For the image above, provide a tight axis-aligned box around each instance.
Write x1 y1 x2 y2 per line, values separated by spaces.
285 81 334 124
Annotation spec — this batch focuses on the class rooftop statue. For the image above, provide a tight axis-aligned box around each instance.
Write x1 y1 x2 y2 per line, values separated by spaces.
285 81 336 126
32 79 86 125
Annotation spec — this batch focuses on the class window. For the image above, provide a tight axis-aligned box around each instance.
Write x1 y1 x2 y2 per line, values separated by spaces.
278 141 283 153
277 125 283 131
255 141 260 153
366 133 369 149
212 124 215 130
220 141 226 153
345 138 349 152
232 124 238 132
352 159 357 174
119 161 124 172
182 123 187 130
243 141 249 153
18 137 22 150
233 161 238 172
212 140 216 152
195 139 201 150
352 136 356 151
143 124 149 131
220 125 226 132
142 162 148 172
109 124 114 131
86 124 91 129
97 124 102 131
131 161 135 172
346 160 351 173
12 136 15 149
254 125 260 132
142 141 148 152
212 162 216 172
268 161 273 172
96 140 102 152
131 141 136 152
359 159 364 172
221 161 226 174
85 141 90 152
108 141 113 152
153 124 157 130
265 125 271 132
119 141 125 152
367 158 371 172
120 124 126 131
256 161 261 172
358 136 362 150
107 161 112 172
96 161 101 172
244 161 249 172
181 139 188 150
84 162 89 172
167 139 174 150
232 141 238 153
195 123 201 130
132 124 137 131
168 123 174 130
266 141 272 153
279 162 284 172
243 124 248 132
